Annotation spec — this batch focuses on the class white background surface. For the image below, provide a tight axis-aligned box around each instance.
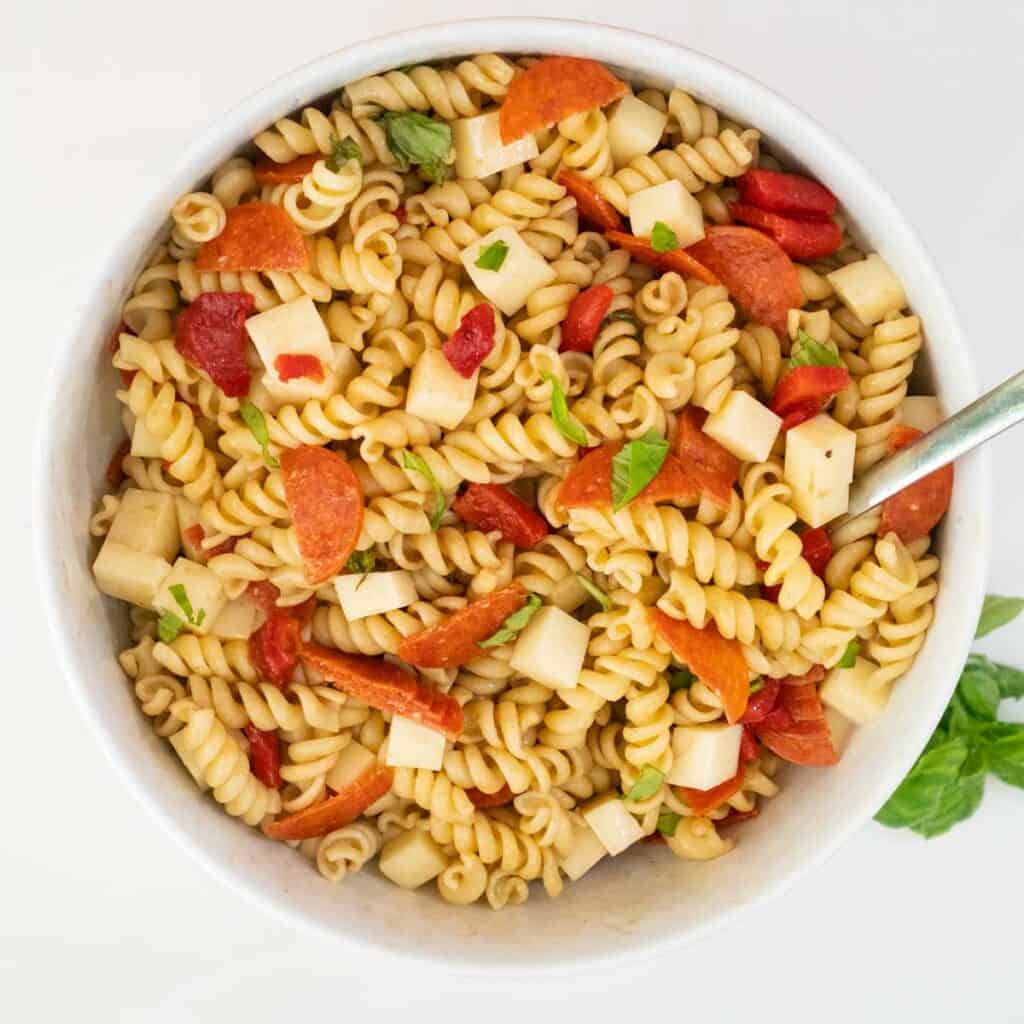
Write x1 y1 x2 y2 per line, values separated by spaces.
5 1 1024 1020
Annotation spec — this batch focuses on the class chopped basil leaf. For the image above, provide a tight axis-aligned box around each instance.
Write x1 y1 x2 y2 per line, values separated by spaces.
976 594 1024 638
168 584 205 628
669 667 696 691
625 764 665 801
604 310 641 331
576 573 611 611
401 450 446 531
239 401 280 470
610 430 669 510
475 240 509 272
379 111 452 184
788 329 842 369
650 221 679 253
657 811 681 837
545 373 588 446
837 638 860 669
158 611 185 644
479 594 542 648
748 677 764 695
345 549 377 575
327 136 363 171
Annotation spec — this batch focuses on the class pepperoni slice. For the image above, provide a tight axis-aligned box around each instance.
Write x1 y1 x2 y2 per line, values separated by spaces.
753 668 838 766
280 446 364 586
671 406 740 509
253 153 320 185
879 426 954 542
728 202 843 261
557 443 699 509
605 230 720 286
195 202 308 273
556 170 623 232
675 767 745 816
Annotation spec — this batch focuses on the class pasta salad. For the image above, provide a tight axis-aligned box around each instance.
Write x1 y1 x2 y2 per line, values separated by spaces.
90 53 953 910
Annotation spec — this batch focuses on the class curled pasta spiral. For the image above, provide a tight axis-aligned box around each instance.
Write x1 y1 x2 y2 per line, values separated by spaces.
736 323 783 398
153 635 259 683
314 821 381 883
122 255 179 340
170 192 226 252
389 767 475 825
308 230 402 297
280 730 350 813
667 87 720 144
200 470 289 538
133 673 187 737
443 742 593 795
253 105 392 166
437 854 488 905
557 110 613 179
511 535 588 599
311 598 458 659
665 816 734 861
689 281 741 412
177 256 333 313
279 156 362 233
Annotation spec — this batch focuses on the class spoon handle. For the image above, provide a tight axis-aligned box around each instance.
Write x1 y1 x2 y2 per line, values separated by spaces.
846 369 1024 518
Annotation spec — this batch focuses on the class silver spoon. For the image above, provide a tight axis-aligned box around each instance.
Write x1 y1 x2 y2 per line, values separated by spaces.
846 369 1024 518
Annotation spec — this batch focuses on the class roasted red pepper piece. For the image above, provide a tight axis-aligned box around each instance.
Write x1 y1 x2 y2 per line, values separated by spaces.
671 406 740 509
556 170 624 231
770 365 851 429
557 442 699 509
195 202 308 273
249 596 315 688
452 483 549 548
879 426 954 542
466 784 514 808
441 303 496 378
182 523 237 563
729 202 843 261
799 526 833 578
274 353 324 382
175 291 255 398
253 153 319 185
739 726 759 764
739 678 783 725
736 169 838 219
105 439 131 489
605 230 720 285
561 285 614 353
676 767 745 815
753 667 838 766
244 725 282 789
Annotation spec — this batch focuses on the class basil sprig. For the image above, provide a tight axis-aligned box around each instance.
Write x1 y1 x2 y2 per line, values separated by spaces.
158 584 206 644
239 401 280 470
379 112 452 184
610 430 669 510
789 328 842 369
401 450 446 531
475 240 509 271
479 594 542 648
625 764 664 801
976 595 1024 638
650 221 679 253
544 373 588 446
657 811 681 837
576 573 611 611
327 136 363 171
837 638 860 669
669 667 696 692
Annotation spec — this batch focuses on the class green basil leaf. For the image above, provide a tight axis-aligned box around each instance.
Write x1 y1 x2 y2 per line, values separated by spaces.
650 221 678 253
479 594 542 648
474 240 509 271
625 764 665 801
327 136 363 171
669 667 696 692
912 771 985 837
975 594 1024 638
603 310 641 331
379 111 452 184
837 638 860 669
657 811 681 837
158 611 185 645
788 329 842 369
576 573 611 611
995 662 1024 700
401 450 445 531
345 549 377 575
610 430 669 510
956 662 1001 721
987 726 1024 789
169 583 195 622
874 735 969 829
239 401 280 470
545 373 588 446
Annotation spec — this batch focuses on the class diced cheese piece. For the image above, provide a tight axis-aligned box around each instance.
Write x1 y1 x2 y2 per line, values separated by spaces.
559 821 608 881
607 94 669 167
823 705 856 755
130 415 165 459
385 715 447 771
703 390 782 463
460 227 556 316
898 395 942 434
325 741 376 793
405 348 477 430
331 345 361 388
821 656 891 724
453 110 540 179
827 254 907 326
509 606 589 690
334 570 417 621
667 723 743 790
628 180 705 249
209 594 266 640
169 728 209 791
378 828 449 889
108 489 180 561
784 414 856 528
786 307 831 344
174 498 204 560
152 558 227 635
548 573 589 614
581 793 644 856
93 541 172 608
245 296 334 386
260 366 340 407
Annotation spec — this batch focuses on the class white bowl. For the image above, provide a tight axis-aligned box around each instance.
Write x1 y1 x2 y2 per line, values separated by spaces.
34 17 990 972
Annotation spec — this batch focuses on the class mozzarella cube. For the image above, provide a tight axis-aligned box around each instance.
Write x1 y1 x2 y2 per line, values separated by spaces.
548 574 589 614
378 828 448 889
784 414 856 528
460 227 556 316
259 365 340 408
152 558 227 635
702 390 782 462
334 570 417 621
581 794 644 856
93 541 172 608
130 415 165 459
628 180 705 249
245 296 334 386
453 110 540 180
385 715 447 771
823 706 856 755
107 489 180 562
559 821 608 881
510 606 589 690
209 594 266 640
827 254 907 326
326 741 377 793
821 656 891 724
667 723 743 790
607 94 669 167
899 395 942 434
405 348 477 430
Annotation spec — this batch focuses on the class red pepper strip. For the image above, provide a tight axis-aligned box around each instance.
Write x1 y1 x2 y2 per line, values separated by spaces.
244 725 282 789
605 230 720 285
800 527 833 578
736 169 838 219
676 767 746 816
249 597 315 688
175 291 255 398
561 285 614 353
729 202 842 261
274 353 324 382
770 366 851 429
740 726 759 764
466 784 514 808
441 303 496 378
452 483 548 548
739 678 783 725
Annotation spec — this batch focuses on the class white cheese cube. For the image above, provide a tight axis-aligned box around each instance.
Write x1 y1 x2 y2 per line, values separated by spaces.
823 706 856 755
607 94 669 167
385 715 447 771
152 558 227 635
821 656 891 724
509 606 589 690
790 488 850 528
93 541 172 608
209 594 266 640
667 723 743 790
334 570 417 621
130 415 165 459
460 227 557 316
326 741 377 793
108 489 180 562
245 296 334 385
453 110 540 180
548 574 589 614
259 366 340 408
898 395 942 434
702 390 782 462
174 498 204 560
784 414 856 528
827 254 907 326
405 348 478 430
378 828 449 889
581 793 644 856
559 821 608 881
628 180 705 249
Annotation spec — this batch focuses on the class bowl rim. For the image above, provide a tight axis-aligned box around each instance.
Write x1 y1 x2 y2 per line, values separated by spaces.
34 16 991 973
